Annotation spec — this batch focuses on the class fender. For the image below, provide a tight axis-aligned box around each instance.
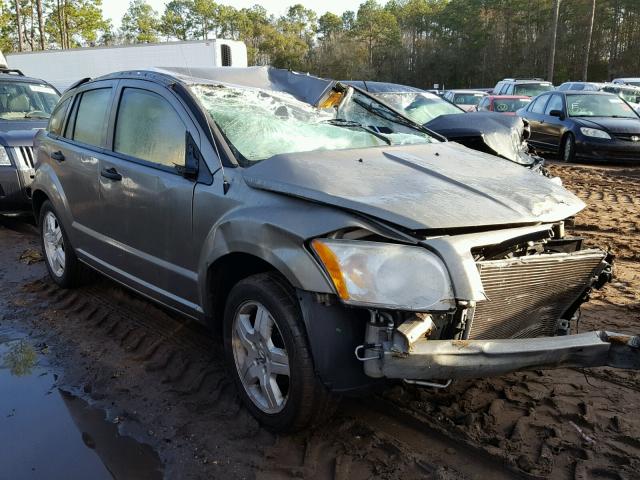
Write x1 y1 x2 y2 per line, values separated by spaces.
31 161 73 230
194 183 389 317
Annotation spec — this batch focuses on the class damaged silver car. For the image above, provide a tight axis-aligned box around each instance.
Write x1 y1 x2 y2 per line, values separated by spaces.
31 67 640 432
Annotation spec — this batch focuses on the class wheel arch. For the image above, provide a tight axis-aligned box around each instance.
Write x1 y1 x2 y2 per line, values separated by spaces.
204 252 289 335
31 188 49 224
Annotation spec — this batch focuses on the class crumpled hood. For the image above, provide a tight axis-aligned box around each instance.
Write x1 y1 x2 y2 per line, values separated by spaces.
575 116 640 134
425 112 533 165
242 142 584 231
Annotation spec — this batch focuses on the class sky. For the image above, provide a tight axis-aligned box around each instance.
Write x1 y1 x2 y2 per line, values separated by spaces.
102 0 366 28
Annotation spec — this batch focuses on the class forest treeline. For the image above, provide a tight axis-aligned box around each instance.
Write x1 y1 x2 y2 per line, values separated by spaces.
1 0 639 89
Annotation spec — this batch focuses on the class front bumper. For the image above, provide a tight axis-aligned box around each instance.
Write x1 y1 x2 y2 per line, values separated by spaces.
0 166 31 212
575 137 640 163
365 330 640 380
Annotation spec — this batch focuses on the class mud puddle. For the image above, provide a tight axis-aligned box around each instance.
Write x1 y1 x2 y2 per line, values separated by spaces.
0 325 163 480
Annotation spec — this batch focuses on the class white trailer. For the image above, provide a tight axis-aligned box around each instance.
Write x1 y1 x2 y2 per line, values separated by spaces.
6 39 247 92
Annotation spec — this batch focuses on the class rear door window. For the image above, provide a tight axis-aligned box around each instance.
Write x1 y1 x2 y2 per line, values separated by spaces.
544 94 564 115
530 95 549 114
71 88 112 147
113 88 186 169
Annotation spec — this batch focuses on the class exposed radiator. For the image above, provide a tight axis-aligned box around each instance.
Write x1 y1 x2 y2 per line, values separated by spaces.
468 249 607 340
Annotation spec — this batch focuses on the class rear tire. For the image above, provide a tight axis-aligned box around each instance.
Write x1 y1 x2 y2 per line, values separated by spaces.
39 200 89 288
223 272 335 432
560 133 575 163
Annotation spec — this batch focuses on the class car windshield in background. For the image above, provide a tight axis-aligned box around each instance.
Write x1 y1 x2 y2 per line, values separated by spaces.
191 84 435 165
514 83 554 96
374 92 462 124
493 98 531 112
0 81 59 120
601 86 640 104
453 93 484 106
566 94 637 118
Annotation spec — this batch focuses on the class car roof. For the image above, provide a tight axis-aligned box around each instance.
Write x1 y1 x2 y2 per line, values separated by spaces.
0 71 56 85
341 80 424 93
501 79 551 84
560 81 603 86
76 67 370 108
558 90 612 95
447 89 487 94
488 95 530 99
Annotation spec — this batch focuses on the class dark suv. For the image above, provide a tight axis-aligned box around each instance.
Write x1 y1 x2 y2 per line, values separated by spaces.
0 69 60 214
32 68 640 431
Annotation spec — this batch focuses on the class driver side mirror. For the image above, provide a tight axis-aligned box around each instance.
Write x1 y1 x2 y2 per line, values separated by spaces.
549 109 565 120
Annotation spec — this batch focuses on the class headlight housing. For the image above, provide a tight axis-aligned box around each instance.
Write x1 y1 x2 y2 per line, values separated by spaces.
311 239 455 311
0 147 11 166
580 127 611 139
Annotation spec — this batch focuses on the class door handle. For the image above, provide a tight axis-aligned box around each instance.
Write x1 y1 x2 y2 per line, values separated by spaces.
51 150 65 162
100 167 122 181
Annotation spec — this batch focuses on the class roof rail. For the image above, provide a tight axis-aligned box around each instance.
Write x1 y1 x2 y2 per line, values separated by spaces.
65 77 91 92
0 68 24 76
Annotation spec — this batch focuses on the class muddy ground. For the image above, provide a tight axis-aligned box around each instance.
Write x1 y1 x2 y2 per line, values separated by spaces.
0 162 638 480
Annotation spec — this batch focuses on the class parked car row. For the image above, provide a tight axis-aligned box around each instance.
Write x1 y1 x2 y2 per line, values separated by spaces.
26 66 640 432
434 77 640 164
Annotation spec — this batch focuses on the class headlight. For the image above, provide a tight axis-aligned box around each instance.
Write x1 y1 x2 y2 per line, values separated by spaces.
0 147 11 166
311 239 455 311
580 127 611 139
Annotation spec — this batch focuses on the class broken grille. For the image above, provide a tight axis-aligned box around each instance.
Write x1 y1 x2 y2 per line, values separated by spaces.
468 250 607 340
11 146 35 170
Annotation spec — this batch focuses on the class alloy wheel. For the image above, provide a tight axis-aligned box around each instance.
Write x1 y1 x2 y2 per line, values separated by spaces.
43 211 65 277
231 301 290 414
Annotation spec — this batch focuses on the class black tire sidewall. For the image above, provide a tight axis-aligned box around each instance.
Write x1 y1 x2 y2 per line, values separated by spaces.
223 275 309 431
39 200 76 288
561 133 575 162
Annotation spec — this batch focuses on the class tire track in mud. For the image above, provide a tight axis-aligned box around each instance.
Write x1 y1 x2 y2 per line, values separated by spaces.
22 275 640 480
16 277 517 480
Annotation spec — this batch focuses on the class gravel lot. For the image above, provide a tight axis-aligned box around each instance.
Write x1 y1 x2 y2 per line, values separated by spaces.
1 162 638 480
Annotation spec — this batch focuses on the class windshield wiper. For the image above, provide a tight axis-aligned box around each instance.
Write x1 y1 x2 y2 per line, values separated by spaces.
24 113 49 119
323 118 391 145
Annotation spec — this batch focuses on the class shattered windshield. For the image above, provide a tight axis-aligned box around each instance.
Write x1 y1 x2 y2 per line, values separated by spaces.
372 92 463 124
190 84 435 165
493 98 531 112
0 81 59 120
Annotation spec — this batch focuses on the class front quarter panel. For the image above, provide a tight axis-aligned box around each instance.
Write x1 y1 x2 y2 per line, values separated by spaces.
193 175 388 311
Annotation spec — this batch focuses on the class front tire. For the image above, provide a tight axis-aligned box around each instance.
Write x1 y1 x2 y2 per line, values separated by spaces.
223 272 334 432
39 200 86 288
560 133 575 163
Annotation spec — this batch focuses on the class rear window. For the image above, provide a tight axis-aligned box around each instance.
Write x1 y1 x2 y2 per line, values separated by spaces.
493 98 531 113
453 93 485 106
514 83 554 97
